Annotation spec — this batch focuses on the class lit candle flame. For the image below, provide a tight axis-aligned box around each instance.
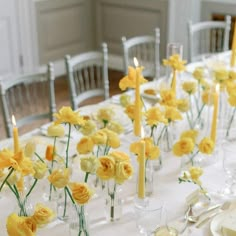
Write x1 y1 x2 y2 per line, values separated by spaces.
133 57 139 67
12 115 16 126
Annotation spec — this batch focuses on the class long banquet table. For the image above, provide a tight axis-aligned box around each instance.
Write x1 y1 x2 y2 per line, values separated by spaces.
0 51 235 236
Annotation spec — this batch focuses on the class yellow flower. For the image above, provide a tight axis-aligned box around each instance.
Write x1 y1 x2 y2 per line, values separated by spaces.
6 213 37 236
0 148 17 170
228 95 236 107
201 90 214 105
180 130 198 143
120 93 131 107
177 98 190 112
45 145 54 161
119 66 148 90
77 136 94 154
80 120 96 136
173 137 194 157
192 67 204 82
33 161 48 179
198 137 215 154
182 81 197 94
19 157 35 176
109 150 130 163
47 123 65 137
165 106 183 122
8 171 21 185
144 138 160 160
124 104 135 120
69 182 93 205
229 70 236 80
96 155 115 180
54 106 85 126
160 89 177 107
115 161 133 184
80 155 99 174
24 141 36 158
32 204 55 226
101 128 120 148
226 81 236 96
214 69 229 83
91 130 107 145
48 168 70 188
107 121 124 134
145 107 167 126
189 166 203 183
163 54 186 71
200 79 210 90
97 108 114 124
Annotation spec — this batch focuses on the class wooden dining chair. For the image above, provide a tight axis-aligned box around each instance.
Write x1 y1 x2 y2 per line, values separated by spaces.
0 63 56 138
65 43 109 110
121 28 161 80
188 15 231 62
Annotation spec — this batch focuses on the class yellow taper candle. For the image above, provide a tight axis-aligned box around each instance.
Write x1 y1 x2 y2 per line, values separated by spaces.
134 57 141 136
12 115 19 153
231 20 236 67
138 139 145 199
210 84 220 143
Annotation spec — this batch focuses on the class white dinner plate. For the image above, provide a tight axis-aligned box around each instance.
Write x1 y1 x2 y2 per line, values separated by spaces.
210 209 236 236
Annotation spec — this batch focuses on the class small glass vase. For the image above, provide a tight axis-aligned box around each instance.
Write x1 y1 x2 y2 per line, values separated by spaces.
69 205 90 236
159 125 174 153
57 188 71 222
15 194 33 217
180 154 201 172
104 179 122 222
145 160 154 196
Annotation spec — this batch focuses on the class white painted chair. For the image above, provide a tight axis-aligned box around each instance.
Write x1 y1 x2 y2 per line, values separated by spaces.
0 63 56 138
121 28 161 80
188 15 231 62
65 43 109 110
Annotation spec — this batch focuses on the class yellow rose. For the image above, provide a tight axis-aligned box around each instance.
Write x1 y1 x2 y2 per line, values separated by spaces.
125 104 135 120
54 106 85 126
163 54 186 71
97 108 114 124
101 128 120 148
115 161 133 184
182 81 197 94
80 155 99 174
120 93 131 107
198 137 214 154
109 151 130 163
6 213 37 236
48 168 70 188
77 136 94 154
80 120 96 136
145 107 167 126
201 90 214 105
91 130 107 145
180 130 198 143
33 161 48 179
160 89 177 107
228 95 236 107
172 137 194 157
192 67 204 81
96 156 115 180
107 121 124 134
189 166 203 183
32 204 55 226
24 141 36 158
47 123 65 137
165 106 182 122
177 98 190 112
69 182 93 205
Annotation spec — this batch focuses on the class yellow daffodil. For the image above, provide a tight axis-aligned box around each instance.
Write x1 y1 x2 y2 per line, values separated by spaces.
163 54 186 71
182 81 197 94
164 106 183 122
160 89 177 107
145 107 167 127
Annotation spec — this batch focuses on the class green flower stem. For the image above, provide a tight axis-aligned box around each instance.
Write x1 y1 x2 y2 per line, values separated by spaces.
63 187 68 217
49 137 57 201
11 184 27 216
78 205 89 236
226 107 236 137
194 94 200 113
0 167 14 191
193 104 205 128
65 186 75 205
84 172 89 183
140 96 147 111
189 94 194 120
66 124 72 168
157 125 166 145
34 152 45 163
26 178 38 198
186 112 193 129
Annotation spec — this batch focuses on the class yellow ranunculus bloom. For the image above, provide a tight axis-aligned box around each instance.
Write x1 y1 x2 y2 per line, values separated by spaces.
192 67 204 81
177 98 190 112
69 182 93 205
172 137 194 157
97 108 114 124
180 130 198 143
32 204 55 226
228 95 236 107
163 54 186 71
101 128 120 148
189 166 203 183
91 130 107 145
54 106 85 126
47 123 65 137
80 155 99 174
77 136 94 154
160 89 177 107
6 213 37 236
201 90 214 105
80 120 96 136
96 155 115 180
125 104 135 121
24 141 36 158
48 168 70 188
115 161 133 184
198 137 214 154
120 93 131 107
107 121 124 134
119 66 148 90
182 81 197 94
109 150 130 163
33 161 48 179
145 107 167 126
165 106 183 122
214 69 229 83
